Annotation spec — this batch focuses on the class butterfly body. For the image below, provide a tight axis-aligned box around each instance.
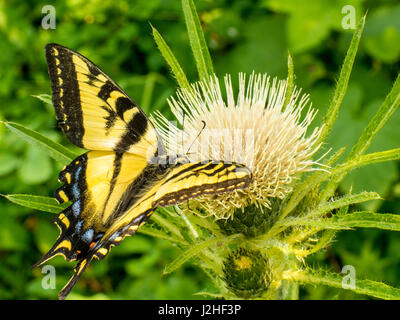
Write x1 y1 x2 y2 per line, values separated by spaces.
36 43 252 299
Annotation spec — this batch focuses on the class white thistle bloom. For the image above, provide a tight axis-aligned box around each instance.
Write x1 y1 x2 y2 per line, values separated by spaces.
152 73 322 219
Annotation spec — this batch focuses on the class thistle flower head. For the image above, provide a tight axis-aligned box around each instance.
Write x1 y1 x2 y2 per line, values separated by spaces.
152 73 322 219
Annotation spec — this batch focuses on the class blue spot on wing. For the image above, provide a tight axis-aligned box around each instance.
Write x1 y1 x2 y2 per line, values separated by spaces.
75 165 82 179
72 200 81 217
75 220 83 233
82 229 94 243
72 183 80 199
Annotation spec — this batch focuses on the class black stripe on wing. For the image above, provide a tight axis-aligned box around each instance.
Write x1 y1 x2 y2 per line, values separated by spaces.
46 44 85 147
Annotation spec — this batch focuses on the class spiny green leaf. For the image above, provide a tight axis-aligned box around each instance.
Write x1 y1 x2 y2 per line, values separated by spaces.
339 148 400 174
285 211 400 232
138 225 187 245
2 121 79 165
288 268 400 300
333 211 400 231
2 194 67 214
151 25 190 89
283 148 400 218
272 192 380 240
306 191 381 219
349 73 400 158
163 235 238 274
193 291 225 298
187 213 223 236
321 73 400 200
181 0 214 80
284 51 294 110
305 230 337 256
152 208 185 240
324 147 346 166
316 15 366 146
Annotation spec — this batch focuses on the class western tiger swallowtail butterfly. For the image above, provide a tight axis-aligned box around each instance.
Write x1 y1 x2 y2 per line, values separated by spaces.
34 43 252 299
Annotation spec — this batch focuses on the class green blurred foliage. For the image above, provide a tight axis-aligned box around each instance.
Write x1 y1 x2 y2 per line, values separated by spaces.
0 0 399 299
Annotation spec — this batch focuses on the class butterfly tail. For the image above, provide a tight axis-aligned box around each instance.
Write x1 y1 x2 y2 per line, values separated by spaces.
58 257 91 300
31 233 72 269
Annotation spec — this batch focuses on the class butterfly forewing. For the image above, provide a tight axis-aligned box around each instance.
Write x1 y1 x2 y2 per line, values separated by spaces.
45 43 160 158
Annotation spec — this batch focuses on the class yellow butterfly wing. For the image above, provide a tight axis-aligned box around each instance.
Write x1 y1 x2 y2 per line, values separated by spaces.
33 151 152 299
38 43 252 300
38 43 166 299
45 43 162 158
153 161 251 207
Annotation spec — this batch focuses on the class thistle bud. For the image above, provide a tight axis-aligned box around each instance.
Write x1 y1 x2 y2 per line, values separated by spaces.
217 198 282 238
223 247 271 298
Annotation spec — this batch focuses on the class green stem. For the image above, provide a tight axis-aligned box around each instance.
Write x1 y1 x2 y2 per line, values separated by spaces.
280 253 299 300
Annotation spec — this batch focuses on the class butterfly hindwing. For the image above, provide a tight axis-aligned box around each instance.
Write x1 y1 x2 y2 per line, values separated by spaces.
35 150 152 266
153 161 252 207
45 43 161 158
37 156 252 299
34 150 176 299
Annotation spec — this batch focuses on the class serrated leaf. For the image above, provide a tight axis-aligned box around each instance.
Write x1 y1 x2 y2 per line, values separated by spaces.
151 25 190 89
321 73 400 200
349 74 400 159
290 268 400 300
282 148 400 218
307 191 381 218
283 211 400 232
316 14 366 145
284 51 294 110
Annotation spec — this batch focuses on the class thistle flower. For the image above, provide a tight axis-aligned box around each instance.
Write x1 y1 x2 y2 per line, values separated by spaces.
152 73 322 219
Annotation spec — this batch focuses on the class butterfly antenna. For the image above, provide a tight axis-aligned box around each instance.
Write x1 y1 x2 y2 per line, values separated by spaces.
185 120 206 155
181 110 185 155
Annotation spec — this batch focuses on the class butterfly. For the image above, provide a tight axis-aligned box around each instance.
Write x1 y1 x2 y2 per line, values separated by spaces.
34 43 252 300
